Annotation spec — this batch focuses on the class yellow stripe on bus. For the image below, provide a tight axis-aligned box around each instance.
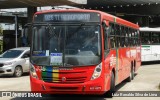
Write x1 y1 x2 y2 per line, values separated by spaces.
52 69 59 82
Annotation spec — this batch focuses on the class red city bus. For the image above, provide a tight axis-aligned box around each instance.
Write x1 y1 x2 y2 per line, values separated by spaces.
29 9 141 95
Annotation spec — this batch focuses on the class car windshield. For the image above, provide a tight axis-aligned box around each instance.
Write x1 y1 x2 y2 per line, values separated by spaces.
31 24 101 67
0 50 23 58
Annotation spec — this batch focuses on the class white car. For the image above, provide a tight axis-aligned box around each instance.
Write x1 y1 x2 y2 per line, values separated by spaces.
0 47 30 77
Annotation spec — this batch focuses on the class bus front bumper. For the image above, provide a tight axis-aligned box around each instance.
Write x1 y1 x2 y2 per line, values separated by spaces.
30 76 106 95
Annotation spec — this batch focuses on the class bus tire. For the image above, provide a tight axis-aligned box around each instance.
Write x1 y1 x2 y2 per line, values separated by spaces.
106 71 115 97
131 66 134 80
110 71 115 92
126 66 134 82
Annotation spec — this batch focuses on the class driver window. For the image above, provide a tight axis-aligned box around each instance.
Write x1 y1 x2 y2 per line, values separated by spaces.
102 21 111 57
103 22 109 50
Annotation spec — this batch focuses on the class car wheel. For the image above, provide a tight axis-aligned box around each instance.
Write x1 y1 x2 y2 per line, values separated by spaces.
14 66 23 77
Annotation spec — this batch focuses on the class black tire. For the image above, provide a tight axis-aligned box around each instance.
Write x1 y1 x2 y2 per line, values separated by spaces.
110 71 115 92
131 67 135 80
126 66 134 82
105 71 115 97
14 66 23 77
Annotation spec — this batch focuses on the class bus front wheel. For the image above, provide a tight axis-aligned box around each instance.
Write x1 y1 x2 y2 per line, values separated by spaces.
110 71 115 92
105 71 115 97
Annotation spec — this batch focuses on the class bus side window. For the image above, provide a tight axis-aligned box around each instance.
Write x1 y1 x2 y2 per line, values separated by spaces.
134 29 138 46
141 32 151 45
135 30 138 46
121 26 125 47
117 37 121 48
110 24 115 35
115 25 121 48
137 30 141 46
115 24 120 36
110 23 116 48
128 28 132 47
141 32 145 44
132 29 135 47
125 27 129 47
110 36 115 48
152 33 159 44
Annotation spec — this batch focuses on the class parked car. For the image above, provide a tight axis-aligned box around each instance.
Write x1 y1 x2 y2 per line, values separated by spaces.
0 47 30 77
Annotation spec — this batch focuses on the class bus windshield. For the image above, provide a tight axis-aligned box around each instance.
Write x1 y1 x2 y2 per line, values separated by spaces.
31 24 101 67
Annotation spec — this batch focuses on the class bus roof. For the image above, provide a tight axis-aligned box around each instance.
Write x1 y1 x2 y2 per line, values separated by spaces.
100 11 139 29
34 9 139 29
140 27 160 32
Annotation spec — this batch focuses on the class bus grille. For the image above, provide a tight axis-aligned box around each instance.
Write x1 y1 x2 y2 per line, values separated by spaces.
42 72 87 83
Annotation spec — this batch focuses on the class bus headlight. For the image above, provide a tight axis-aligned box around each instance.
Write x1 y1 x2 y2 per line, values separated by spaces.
91 63 102 80
30 64 38 79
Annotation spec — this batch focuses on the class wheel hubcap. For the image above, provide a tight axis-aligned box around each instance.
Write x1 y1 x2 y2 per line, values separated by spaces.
15 67 22 76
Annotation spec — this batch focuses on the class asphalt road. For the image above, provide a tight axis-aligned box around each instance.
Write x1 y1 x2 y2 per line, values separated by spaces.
0 62 160 100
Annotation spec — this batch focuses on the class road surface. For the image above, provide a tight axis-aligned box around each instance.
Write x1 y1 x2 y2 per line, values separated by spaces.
0 62 160 100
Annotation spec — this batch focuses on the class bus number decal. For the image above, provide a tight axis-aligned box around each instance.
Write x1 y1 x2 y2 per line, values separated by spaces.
110 54 116 66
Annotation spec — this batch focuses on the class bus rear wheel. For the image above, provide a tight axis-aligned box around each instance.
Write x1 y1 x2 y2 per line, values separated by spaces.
126 66 134 82
131 67 135 80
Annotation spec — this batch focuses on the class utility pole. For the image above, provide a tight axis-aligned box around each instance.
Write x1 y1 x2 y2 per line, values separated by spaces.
13 13 19 48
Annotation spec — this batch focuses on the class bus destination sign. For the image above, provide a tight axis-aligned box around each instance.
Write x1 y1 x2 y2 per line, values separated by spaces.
44 13 90 22
34 12 100 22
